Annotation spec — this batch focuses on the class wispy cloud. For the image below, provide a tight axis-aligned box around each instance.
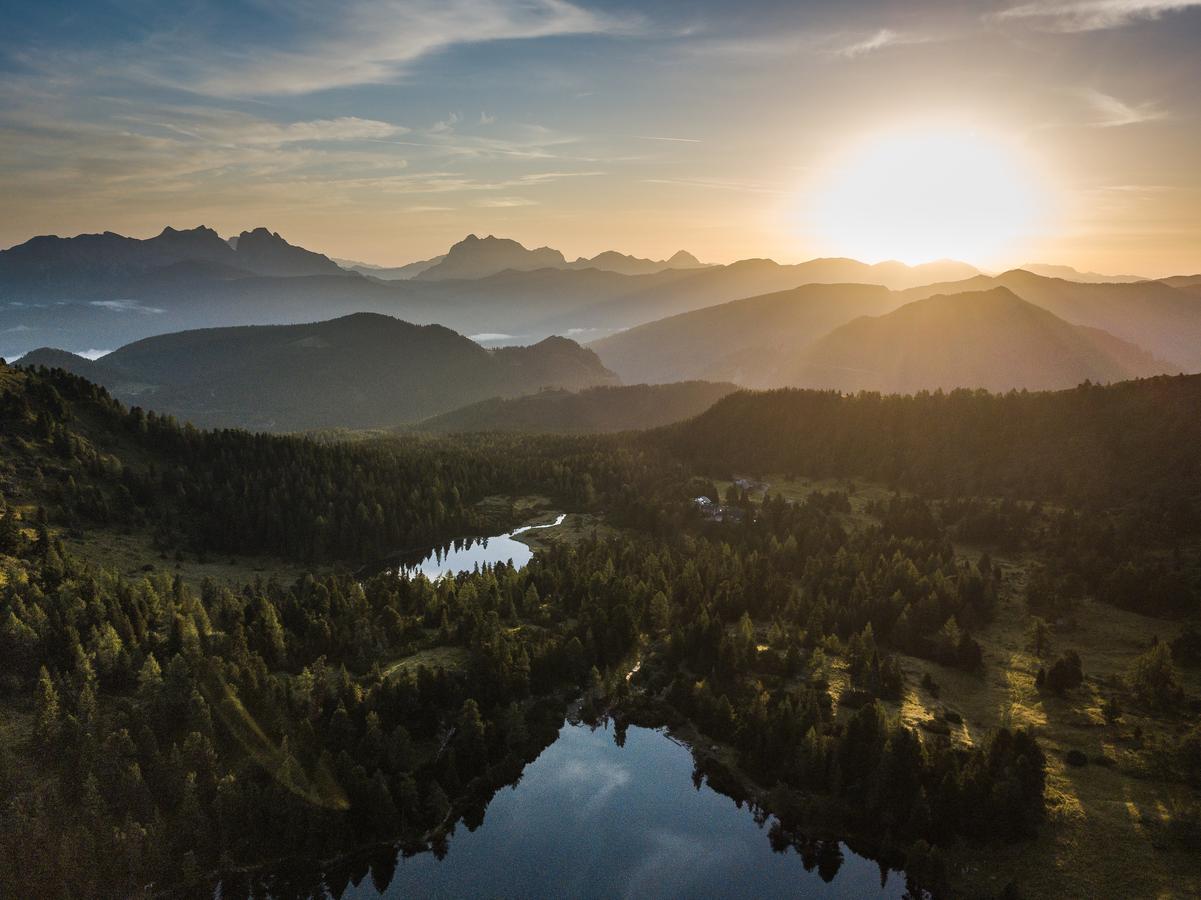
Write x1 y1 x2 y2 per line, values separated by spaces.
477 196 538 207
430 112 462 135
155 0 635 97
642 177 784 195
89 299 165 314
837 28 904 58
995 0 1201 31
165 115 408 147
1085 89 1168 126
634 135 702 143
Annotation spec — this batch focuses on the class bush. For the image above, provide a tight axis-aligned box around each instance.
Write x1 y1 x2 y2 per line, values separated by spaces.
1043 651 1083 694
1128 643 1183 710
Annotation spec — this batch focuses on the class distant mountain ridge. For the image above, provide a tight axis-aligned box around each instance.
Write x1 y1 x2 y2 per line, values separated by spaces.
0 225 345 291
20 313 617 432
1020 263 1146 284
412 234 708 281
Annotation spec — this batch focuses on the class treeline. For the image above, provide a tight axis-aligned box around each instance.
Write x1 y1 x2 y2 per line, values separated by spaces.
3 366 679 563
659 377 1201 519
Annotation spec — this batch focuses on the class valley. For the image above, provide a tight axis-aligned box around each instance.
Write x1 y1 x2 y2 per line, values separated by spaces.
7 3 1201 896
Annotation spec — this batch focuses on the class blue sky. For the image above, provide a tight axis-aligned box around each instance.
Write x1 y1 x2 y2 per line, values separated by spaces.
2 0 1199 273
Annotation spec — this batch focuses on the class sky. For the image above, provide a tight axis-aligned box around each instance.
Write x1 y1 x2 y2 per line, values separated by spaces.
1 0 1199 275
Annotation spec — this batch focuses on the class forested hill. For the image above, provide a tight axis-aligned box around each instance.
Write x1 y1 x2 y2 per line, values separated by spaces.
409 381 739 433
19 314 618 431
657 374 1201 512
0 362 646 564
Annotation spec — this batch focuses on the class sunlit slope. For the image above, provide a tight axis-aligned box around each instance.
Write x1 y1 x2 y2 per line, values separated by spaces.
784 287 1175 392
899 270 1201 370
591 282 899 384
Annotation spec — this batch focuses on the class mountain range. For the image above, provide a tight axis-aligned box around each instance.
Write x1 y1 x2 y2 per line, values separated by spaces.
1 226 986 360
593 269 1201 385
20 313 617 432
409 234 707 280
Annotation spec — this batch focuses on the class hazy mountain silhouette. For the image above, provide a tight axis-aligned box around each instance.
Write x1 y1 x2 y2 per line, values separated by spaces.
591 283 899 384
1020 263 1146 283
899 269 1201 370
413 234 709 281
566 249 706 276
0 225 345 290
338 255 447 280
0 226 980 359
781 287 1175 392
20 313 617 431
414 235 569 280
1158 273 1201 288
408 381 738 433
225 227 344 277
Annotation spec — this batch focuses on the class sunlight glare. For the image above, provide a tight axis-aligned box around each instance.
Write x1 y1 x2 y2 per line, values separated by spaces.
806 127 1047 266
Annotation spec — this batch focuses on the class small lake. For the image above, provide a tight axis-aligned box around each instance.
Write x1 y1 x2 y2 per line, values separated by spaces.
381 513 567 579
342 721 905 898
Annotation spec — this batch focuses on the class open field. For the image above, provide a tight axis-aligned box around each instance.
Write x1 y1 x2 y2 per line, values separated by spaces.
64 527 316 589
379 646 471 681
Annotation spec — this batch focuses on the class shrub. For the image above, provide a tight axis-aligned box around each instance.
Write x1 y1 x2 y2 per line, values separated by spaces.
1043 651 1083 694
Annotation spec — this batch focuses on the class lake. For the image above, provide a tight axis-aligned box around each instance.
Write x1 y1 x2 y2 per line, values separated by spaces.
339 720 905 899
382 513 568 579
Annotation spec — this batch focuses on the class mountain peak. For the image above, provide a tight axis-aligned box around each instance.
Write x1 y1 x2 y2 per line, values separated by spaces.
668 250 701 266
417 234 567 281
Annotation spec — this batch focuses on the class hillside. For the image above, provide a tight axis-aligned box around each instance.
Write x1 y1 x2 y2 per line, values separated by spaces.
409 381 739 433
591 282 899 384
657 372 1201 507
899 269 1201 370
20 313 617 431
782 287 1175 392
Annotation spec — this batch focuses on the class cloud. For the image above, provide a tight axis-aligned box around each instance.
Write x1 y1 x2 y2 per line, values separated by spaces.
156 0 635 97
477 196 538 207
995 0 1201 31
479 112 497 125
635 135 702 143
837 28 904 57
642 177 785 195
89 299 165 314
430 112 462 135
213 117 407 145
1085 89 1168 126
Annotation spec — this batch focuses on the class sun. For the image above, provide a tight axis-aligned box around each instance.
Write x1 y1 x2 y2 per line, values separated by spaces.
805 127 1047 267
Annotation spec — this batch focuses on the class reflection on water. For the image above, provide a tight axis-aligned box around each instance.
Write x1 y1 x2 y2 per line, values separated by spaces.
392 513 567 580
340 721 905 899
